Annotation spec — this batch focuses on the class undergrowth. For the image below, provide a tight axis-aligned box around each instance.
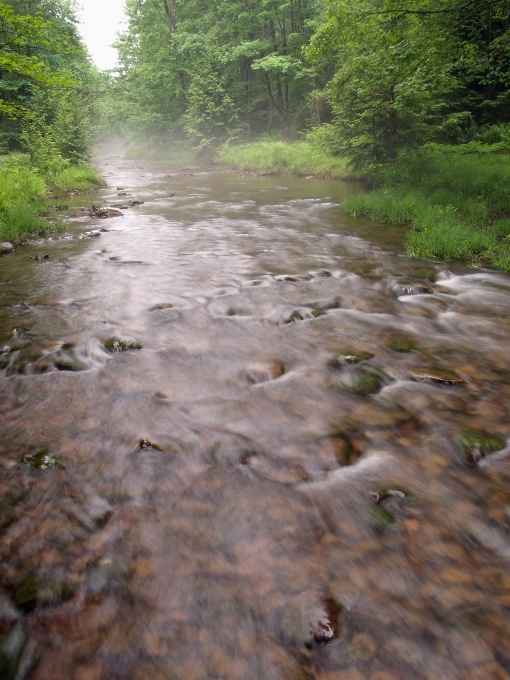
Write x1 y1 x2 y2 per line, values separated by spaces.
344 147 510 271
0 154 104 243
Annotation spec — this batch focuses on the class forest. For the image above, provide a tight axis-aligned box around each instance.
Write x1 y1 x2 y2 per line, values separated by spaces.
1 0 510 268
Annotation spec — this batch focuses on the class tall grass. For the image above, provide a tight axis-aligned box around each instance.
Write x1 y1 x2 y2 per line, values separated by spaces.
344 148 510 271
0 154 103 243
217 141 351 179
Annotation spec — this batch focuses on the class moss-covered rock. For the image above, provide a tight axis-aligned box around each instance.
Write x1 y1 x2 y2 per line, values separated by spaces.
457 430 506 467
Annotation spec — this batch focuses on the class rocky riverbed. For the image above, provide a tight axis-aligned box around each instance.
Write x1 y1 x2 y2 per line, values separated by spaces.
0 152 509 680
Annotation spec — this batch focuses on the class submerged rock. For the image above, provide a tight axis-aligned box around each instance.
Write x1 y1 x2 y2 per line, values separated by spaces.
457 431 506 467
21 448 65 471
104 337 142 353
393 279 433 297
383 333 419 352
333 366 391 396
33 254 50 261
328 350 374 368
0 242 14 254
54 354 86 372
328 427 365 466
14 572 74 613
71 210 91 218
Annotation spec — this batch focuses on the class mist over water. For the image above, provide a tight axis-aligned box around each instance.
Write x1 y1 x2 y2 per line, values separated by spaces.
0 150 510 680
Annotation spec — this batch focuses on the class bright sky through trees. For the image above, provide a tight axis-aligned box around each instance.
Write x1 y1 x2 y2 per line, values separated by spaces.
76 0 125 71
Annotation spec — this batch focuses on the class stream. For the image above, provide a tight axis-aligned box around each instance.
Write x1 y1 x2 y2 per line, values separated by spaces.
1 151 510 680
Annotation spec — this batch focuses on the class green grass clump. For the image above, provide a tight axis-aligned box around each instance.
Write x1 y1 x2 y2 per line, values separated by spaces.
344 147 510 271
217 141 351 179
0 153 103 243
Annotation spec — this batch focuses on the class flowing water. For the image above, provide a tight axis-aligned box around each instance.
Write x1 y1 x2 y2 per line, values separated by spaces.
1 152 510 680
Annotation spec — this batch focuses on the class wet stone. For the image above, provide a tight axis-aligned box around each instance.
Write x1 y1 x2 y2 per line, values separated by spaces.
383 333 419 352
34 254 50 261
313 298 341 311
21 448 65 471
149 303 174 311
457 430 506 467
328 351 374 368
349 402 417 433
393 279 433 297
245 362 285 385
275 274 299 282
14 573 74 613
307 595 343 646
0 242 14 254
328 428 365 466
410 367 466 387
104 337 142 353
54 353 87 372
333 366 392 396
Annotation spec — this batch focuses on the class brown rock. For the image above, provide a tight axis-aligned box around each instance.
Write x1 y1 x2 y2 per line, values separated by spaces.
369 673 399 680
245 361 284 384
352 633 377 657
0 242 14 254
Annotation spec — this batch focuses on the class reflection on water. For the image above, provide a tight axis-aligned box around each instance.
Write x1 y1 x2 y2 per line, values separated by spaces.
0 154 510 680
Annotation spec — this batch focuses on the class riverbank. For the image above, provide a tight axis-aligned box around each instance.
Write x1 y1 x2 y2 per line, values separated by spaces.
217 141 352 180
344 145 510 272
218 140 510 273
0 153 104 245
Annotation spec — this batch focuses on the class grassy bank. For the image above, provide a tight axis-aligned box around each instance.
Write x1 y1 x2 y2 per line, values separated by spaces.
344 146 510 271
217 141 351 179
0 154 104 244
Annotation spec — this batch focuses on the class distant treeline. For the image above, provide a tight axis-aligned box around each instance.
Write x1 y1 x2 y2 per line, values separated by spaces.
103 0 510 167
